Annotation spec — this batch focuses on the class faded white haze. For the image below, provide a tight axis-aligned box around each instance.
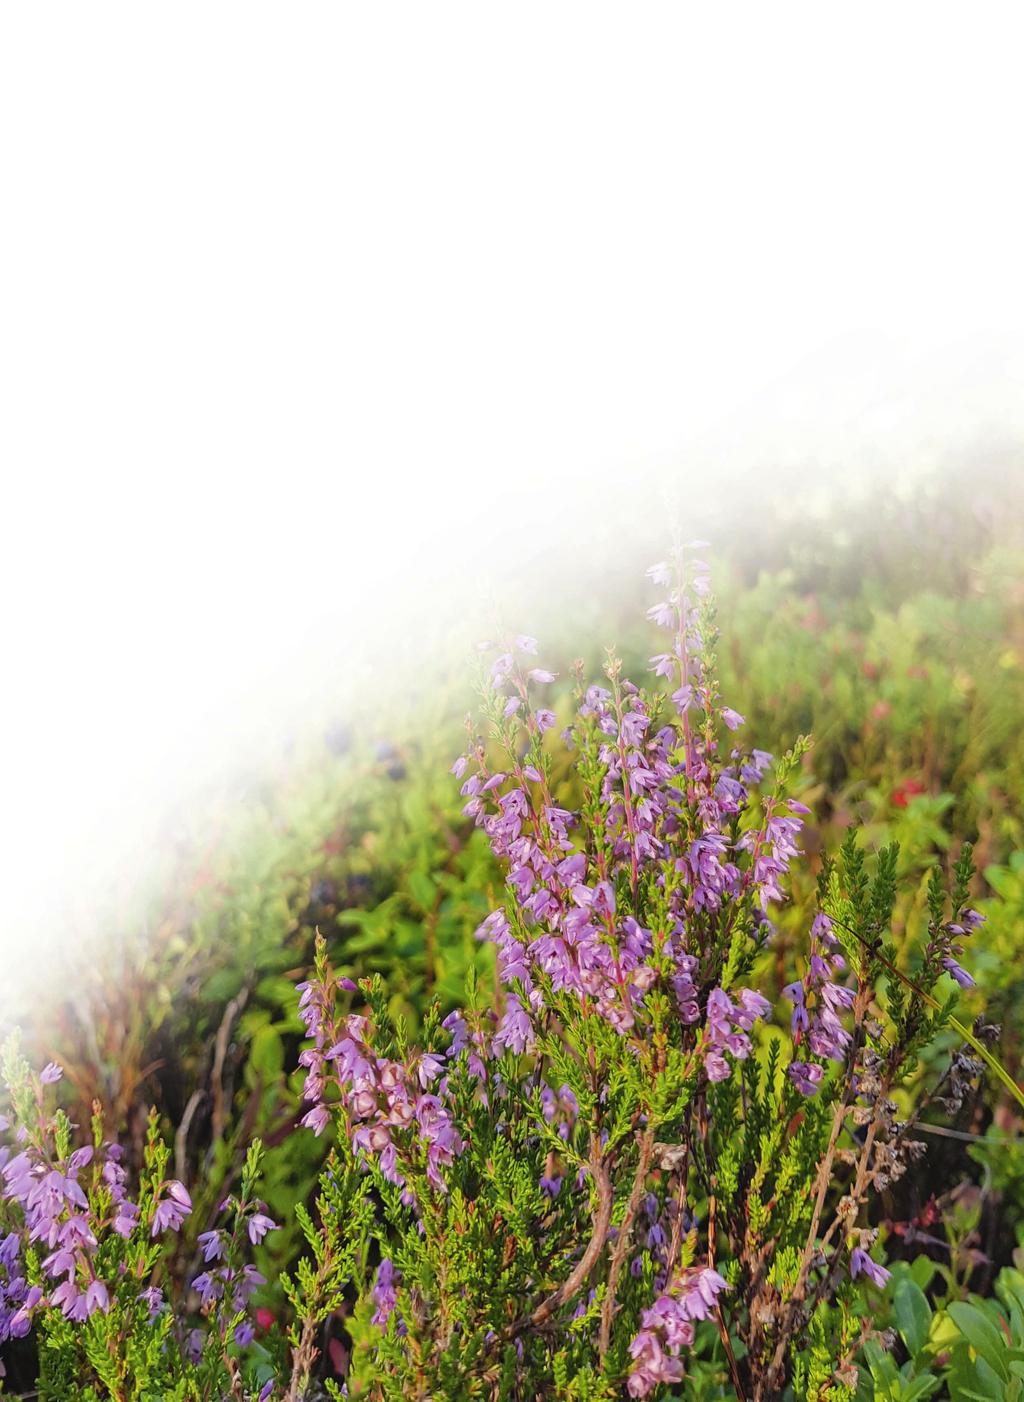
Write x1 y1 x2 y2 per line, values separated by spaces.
2 5 1024 1015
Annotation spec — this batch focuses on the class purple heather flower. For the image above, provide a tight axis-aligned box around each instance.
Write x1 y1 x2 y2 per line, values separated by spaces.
850 1248 891 1288
68 1147 93 1173
198 1229 226 1262
39 1063 63 1085
112 1200 139 1237
490 653 514 682
416 1053 446 1089
191 1271 220 1306
627 1330 685 1395
301 1103 330 1136
647 600 676 629
247 1212 278 1245
372 1257 401 1329
942 956 975 989
50 1279 86 1320
7 1306 34 1339
782 913 852 1089
139 1285 165 1319
788 1060 825 1097
151 1180 192 1236
234 1264 267 1309
494 996 534 1055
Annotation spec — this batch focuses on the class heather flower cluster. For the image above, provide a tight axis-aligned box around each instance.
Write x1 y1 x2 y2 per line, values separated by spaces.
450 545 810 1110
628 1266 729 1397
783 911 854 1096
297 942 469 1196
0 1044 286 1397
0 1059 191 1339
931 905 984 990
701 985 772 1083
190 1186 280 1350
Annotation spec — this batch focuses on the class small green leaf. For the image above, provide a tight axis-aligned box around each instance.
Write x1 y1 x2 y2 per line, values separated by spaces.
898 1375 940 1401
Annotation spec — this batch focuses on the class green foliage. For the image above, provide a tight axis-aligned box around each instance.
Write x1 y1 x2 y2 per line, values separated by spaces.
853 1260 1024 1402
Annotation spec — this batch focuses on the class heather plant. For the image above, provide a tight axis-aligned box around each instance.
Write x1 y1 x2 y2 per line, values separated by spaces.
2 548 1019 1399
0 1041 286 1399
10 489 1024 1317
283 547 1010 1400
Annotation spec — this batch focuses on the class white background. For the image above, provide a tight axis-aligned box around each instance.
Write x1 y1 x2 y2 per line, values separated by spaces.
2 5 1024 1006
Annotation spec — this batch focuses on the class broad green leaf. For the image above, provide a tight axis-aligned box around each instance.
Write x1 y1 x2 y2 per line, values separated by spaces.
894 1276 932 1356
910 1255 938 1292
249 1024 285 1078
947 1302 1010 1382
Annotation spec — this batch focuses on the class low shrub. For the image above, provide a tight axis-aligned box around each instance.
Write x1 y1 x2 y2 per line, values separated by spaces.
2 548 1016 1399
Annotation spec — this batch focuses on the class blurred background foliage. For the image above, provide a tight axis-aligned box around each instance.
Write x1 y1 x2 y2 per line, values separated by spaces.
6 462 1023 1339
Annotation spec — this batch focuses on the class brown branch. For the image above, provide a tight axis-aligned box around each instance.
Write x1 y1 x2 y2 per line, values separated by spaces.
716 1304 747 1402
210 986 249 1146
698 1096 748 1402
663 1149 691 1282
475 1134 613 1374
174 1087 207 1183
287 1315 322 1402
529 1134 613 1329
760 983 871 1394
599 1123 656 1356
